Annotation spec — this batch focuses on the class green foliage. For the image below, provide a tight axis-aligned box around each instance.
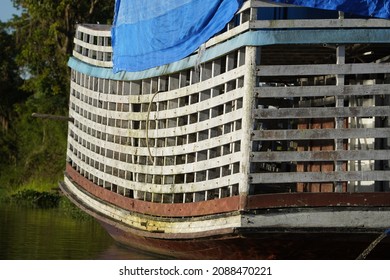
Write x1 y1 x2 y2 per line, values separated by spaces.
11 0 114 107
10 189 61 208
0 1 114 196
0 21 28 170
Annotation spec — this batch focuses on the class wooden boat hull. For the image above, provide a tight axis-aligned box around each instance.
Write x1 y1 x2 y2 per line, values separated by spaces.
60 173 390 260
99 221 390 260
63 1 390 260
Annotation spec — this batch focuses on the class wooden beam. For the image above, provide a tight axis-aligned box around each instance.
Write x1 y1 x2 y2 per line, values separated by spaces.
250 18 390 29
249 171 390 184
253 106 390 119
256 63 390 76
251 150 390 162
251 128 390 140
255 84 390 98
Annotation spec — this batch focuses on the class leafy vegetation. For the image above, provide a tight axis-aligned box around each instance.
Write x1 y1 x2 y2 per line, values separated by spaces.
0 1 114 202
9 189 61 208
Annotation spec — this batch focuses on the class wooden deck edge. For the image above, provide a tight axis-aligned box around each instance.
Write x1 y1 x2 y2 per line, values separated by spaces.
59 180 238 240
65 163 242 217
247 192 390 209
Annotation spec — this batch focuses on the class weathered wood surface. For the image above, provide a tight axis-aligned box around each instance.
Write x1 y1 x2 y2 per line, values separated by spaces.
257 63 390 76
250 19 390 29
254 106 390 119
250 171 390 184
255 84 390 98
251 150 390 162
252 128 390 141
66 2 390 208
64 171 242 225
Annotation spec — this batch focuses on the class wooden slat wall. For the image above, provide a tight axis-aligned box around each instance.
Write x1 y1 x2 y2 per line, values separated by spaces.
251 43 390 193
68 25 248 204
67 1 390 206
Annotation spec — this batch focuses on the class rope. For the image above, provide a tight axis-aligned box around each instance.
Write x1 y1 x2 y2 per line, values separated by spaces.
146 90 161 165
356 228 390 260
195 43 206 72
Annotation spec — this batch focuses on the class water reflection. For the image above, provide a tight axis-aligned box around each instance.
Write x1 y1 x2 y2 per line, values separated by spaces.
97 243 164 260
0 202 163 260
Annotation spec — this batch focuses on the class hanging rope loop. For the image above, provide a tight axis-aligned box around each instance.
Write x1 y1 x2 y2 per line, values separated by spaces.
146 90 162 165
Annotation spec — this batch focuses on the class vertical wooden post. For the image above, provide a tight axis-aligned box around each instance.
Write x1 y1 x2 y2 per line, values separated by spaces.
239 5 257 208
385 91 390 191
240 46 257 209
335 37 345 192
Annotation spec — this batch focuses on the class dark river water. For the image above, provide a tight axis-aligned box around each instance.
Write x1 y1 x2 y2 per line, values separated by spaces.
0 202 163 260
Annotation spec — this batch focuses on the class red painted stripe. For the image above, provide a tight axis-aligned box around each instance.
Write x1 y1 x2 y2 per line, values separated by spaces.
65 163 241 217
248 192 390 209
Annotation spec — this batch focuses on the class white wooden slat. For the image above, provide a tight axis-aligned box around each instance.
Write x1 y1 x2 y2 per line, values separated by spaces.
205 21 250 49
251 150 390 162
71 83 244 122
254 106 390 119
257 63 390 76
73 51 112 68
250 171 390 184
77 24 111 36
251 128 390 140
255 84 390 98
68 151 241 193
70 138 241 177
334 44 346 192
73 38 112 52
71 64 245 103
72 83 130 103
250 18 390 29
69 121 243 157
70 95 244 141
147 91 243 121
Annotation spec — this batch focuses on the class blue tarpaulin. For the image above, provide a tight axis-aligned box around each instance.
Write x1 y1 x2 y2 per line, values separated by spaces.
112 0 243 73
269 0 390 19
112 0 390 73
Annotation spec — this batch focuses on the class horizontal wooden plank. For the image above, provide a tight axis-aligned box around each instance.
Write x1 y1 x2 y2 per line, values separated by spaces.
251 150 390 162
247 192 390 209
255 84 390 98
73 38 112 52
205 22 250 49
249 171 390 184
250 18 390 30
254 106 390 119
73 51 112 68
71 65 246 104
69 123 243 158
77 24 111 37
68 151 242 193
65 165 242 218
256 63 390 76
251 128 390 140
